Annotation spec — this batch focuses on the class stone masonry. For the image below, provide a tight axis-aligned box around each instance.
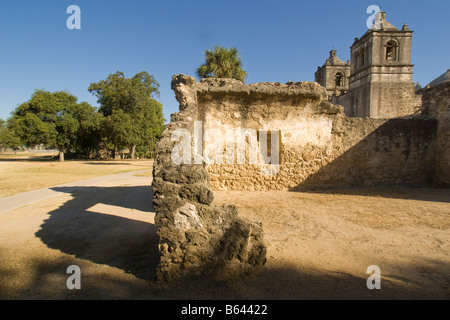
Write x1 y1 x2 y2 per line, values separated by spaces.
151 73 447 282
420 81 450 186
319 12 421 118
194 77 436 191
151 74 266 282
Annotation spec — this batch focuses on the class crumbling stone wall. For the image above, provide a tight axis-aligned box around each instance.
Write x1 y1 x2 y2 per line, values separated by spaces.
191 77 436 191
421 81 450 186
296 117 437 190
151 75 266 282
151 74 443 282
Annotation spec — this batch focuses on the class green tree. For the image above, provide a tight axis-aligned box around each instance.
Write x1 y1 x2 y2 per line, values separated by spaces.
0 118 21 151
196 45 247 82
71 102 104 159
8 90 97 161
88 71 165 159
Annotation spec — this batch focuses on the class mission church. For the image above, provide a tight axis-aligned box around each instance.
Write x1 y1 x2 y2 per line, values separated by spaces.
315 11 423 119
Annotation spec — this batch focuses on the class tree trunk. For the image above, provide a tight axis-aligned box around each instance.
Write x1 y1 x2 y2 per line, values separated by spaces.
59 150 65 162
130 144 136 160
150 136 154 159
114 143 120 160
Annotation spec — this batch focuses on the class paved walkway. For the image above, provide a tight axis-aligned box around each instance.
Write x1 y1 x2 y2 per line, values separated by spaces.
0 169 152 214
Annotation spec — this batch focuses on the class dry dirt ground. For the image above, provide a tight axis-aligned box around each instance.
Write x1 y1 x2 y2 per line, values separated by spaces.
0 171 449 299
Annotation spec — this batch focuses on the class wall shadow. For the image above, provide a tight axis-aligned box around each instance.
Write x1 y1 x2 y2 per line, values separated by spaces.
1 251 448 299
290 118 448 202
131 258 450 300
299 185 450 204
213 259 450 300
84 162 131 166
0 155 57 162
35 185 159 281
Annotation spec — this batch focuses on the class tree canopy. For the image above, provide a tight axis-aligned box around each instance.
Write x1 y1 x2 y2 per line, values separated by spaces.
196 45 247 82
5 71 165 161
8 90 97 161
88 71 165 159
0 118 21 151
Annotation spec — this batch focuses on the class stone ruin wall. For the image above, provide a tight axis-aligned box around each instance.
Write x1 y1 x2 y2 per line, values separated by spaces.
151 74 447 282
421 81 450 186
151 75 267 282
198 78 437 191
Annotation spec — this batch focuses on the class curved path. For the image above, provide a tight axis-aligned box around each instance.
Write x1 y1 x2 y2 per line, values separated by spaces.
0 169 152 214
0 169 158 299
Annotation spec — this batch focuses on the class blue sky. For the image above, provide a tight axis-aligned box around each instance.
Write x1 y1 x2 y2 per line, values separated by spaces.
0 0 449 122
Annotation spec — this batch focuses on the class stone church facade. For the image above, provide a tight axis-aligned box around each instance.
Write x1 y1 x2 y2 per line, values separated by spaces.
315 12 421 118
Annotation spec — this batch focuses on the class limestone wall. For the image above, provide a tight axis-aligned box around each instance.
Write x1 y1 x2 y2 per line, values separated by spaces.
186 77 437 191
151 75 266 282
151 74 444 281
421 81 450 186
295 117 436 190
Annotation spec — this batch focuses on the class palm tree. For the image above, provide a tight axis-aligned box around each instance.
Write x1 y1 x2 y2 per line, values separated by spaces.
196 45 247 82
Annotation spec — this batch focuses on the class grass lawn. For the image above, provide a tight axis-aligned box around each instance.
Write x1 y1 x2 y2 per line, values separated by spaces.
0 151 154 198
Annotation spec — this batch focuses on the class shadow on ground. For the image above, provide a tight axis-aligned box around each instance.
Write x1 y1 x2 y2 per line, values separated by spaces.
2 183 445 299
293 185 450 204
3 253 448 299
84 162 132 166
35 185 159 281
0 155 57 162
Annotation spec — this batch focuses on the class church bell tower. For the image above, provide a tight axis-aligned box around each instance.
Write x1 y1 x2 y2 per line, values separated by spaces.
346 11 416 118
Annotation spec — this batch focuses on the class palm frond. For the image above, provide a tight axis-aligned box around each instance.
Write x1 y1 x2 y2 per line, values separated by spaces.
196 45 247 82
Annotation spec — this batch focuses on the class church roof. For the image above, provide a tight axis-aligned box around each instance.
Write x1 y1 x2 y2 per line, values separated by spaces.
427 69 450 88
324 50 347 66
